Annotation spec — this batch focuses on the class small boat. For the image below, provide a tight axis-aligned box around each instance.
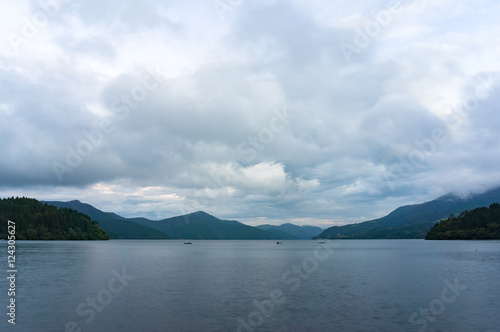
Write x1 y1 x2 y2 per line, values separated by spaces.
184 242 192 245
318 241 325 244
277 241 282 245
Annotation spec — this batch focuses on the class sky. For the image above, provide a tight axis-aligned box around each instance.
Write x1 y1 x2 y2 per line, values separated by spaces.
1 0 500 227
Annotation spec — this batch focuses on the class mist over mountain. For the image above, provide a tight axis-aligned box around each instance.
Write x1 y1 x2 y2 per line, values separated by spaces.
39 186 500 240
426 203 500 240
315 187 500 239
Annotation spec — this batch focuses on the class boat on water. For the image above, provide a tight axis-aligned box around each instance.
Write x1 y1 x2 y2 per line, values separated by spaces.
184 242 192 244
277 241 283 245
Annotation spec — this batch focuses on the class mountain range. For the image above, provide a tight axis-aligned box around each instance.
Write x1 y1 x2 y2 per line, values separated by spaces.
43 200 324 240
43 200 171 239
42 186 500 240
1 197 109 240
315 186 500 239
256 223 324 239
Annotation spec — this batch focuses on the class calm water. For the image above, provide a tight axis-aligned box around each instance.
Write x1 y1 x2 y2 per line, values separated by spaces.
1 240 499 332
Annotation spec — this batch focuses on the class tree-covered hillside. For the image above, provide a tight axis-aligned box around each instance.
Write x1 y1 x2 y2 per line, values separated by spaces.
315 187 500 239
257 223 323 239
1 197 109 240
45 200 170 239
132 211 279 240
426 203 500 240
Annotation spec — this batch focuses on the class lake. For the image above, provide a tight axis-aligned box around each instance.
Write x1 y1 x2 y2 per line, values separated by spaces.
1 240 499 331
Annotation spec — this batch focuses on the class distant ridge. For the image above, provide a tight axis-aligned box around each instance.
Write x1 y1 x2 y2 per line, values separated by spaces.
1 197 109 240
315 186 500 239
43 201 321 240
130 211 279 240
44 200 170 239
256 223 323 239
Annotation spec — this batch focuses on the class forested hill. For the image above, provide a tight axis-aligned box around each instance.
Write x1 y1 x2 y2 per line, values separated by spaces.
45 200 170 239
0 197 109 240
315 187 500 239
426 203 500 240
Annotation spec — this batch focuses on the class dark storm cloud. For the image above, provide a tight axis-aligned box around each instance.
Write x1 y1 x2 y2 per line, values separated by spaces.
1 0 500 225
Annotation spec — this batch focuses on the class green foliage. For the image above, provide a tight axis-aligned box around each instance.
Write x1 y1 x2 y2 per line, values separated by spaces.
316 187 500 239
132 211 283 239
425 203 500 240
46 201 283 240
94 218 171 239
45 201 170 239
0 197 109 240
257 224 323 239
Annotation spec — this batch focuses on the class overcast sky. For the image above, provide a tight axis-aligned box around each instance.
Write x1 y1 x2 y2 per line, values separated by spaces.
1 0 500 227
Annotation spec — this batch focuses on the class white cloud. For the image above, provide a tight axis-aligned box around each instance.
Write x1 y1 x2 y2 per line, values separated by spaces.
1 0 500 227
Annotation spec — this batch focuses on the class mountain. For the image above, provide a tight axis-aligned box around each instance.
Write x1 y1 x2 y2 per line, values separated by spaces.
426 203 500 240
315 186 500 239
130 211 279 239
44 200 170 239
44 201 292 239
1 197 109 240
256 223 323 239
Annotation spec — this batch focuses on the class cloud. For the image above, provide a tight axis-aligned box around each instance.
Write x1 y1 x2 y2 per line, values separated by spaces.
1 0 500 226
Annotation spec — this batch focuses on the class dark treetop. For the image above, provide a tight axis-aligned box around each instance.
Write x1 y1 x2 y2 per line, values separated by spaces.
1 197 109 240
426 203 500 240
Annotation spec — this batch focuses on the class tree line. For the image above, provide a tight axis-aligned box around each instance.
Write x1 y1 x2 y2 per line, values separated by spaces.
426 203 500 240
1 197 109 240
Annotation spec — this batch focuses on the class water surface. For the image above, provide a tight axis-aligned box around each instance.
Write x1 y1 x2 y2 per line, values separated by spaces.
1 240 499 331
